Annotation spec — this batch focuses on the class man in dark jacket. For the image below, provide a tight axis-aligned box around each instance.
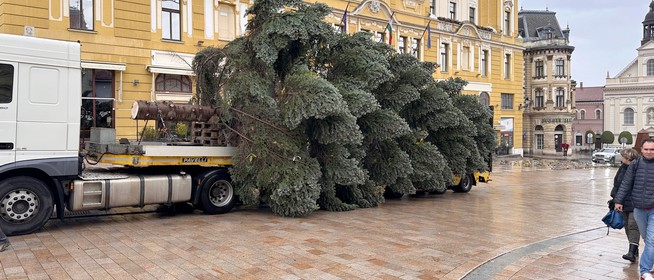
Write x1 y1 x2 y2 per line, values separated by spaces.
616 138 654 280
611 148 641 262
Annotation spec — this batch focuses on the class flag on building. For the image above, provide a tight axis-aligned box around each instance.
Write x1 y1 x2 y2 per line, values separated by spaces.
421 21 432 49
340 3 349 33
427 25 431 48
385 16 393 45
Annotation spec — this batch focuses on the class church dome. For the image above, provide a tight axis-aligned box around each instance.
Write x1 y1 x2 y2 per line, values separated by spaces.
645 1 654 24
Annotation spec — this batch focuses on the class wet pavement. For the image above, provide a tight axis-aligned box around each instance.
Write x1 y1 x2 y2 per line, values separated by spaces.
0 161 641 279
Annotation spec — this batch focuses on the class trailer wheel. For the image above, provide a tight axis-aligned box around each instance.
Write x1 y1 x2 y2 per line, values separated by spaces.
0 176 53 236
452 174 473 193
200 172 236 214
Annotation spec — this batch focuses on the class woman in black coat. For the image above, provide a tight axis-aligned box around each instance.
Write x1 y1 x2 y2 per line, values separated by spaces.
610 148 641 262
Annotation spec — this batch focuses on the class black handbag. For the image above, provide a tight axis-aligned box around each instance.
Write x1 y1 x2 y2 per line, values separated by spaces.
602 209 625 235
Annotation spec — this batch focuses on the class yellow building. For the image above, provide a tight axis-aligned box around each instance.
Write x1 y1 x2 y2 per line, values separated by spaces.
0 0 523 153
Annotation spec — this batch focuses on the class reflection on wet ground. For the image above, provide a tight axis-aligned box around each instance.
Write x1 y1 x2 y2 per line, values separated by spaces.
0 159 639 279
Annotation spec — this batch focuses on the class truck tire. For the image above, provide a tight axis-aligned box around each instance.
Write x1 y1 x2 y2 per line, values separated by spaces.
452 174 473 193
0 176 53 236
199 172 236 214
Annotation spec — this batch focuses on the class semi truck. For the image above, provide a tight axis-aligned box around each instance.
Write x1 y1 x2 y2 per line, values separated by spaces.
0 34 490 236
0 34 239 236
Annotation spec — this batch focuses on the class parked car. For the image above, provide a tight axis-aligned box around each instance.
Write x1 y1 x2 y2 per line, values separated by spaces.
592 148 622 164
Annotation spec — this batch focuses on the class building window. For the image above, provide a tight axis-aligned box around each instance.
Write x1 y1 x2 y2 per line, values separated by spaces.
504 11 510 35
155 74 192 93
70 0 94 30
536 134 544 150
555 88 565 107
449 2 457 20
555 59 565 76
0 64 14 104
624 108 634 125
535 125 544 149
399 36 407 54
81 70 115 139
440 43 449 72
411 38 420 58
595 109 601 120
579 110 586 120
501 93 513 110
535 88 544 108
648 59 654 76
375 31 383 42
430 0 436 15
162 0 181 40
469 7 476 23
218 5 236 40
575 135 582 146
535 60 544 78
481 50 488 76
461 46 470 70
479 92 490 106
504 53 511 80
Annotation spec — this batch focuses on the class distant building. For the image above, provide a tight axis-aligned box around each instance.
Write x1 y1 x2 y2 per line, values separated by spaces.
519 9 575 155
572 84 604 150
604 1 654 144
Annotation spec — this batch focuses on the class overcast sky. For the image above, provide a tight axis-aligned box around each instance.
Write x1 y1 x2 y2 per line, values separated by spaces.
519 0 647 87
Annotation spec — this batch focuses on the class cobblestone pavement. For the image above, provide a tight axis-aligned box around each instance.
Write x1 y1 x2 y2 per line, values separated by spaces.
0 163 640 279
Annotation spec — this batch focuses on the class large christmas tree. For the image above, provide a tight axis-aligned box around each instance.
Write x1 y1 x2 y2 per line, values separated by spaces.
192 0 496 217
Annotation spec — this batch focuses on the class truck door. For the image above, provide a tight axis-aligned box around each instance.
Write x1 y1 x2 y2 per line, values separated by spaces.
0 62 17 167
15 63 70 159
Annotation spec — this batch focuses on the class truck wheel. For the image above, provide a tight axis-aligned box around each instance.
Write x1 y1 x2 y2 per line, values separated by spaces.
0 176 53 236
200 172 236 214
452 174 473 193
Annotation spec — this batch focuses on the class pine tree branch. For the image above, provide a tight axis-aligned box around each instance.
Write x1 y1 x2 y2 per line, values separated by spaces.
229 107 292 138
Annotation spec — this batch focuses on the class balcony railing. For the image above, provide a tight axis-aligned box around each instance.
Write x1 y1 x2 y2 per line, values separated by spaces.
606 76 654 85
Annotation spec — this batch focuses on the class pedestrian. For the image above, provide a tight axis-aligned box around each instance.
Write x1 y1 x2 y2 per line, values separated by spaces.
610 148 641 263
615 138 654 280
0 227 9 252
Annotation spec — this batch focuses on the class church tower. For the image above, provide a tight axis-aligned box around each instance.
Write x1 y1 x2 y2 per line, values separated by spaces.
642 1 654 45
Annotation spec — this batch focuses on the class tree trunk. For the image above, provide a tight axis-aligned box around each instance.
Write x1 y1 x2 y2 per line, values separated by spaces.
130 101 220 122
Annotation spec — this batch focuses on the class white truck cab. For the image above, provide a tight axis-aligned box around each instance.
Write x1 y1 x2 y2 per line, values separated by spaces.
0 34 236 236
0 34 81 176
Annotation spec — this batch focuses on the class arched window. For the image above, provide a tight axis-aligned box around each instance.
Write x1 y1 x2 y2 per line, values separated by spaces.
648 59 654 76
155 74 191 93
624 108 635 125
595 109 601 120
579 110 585 120
479 92 490 106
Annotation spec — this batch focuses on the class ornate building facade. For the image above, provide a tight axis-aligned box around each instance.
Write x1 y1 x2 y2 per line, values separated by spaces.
1 0 524 153
604 1 654 143
519 9 575 155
